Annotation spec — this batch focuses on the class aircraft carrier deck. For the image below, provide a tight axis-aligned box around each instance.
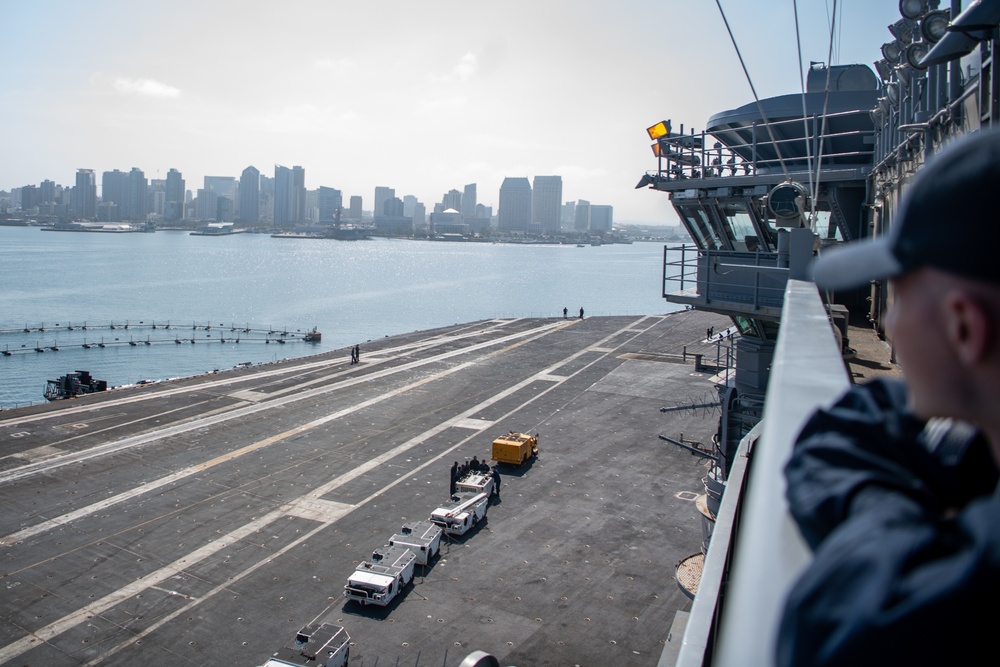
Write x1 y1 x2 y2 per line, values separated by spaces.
0 312 730 667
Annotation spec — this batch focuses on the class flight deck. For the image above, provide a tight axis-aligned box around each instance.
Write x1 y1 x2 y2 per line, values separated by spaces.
0 312 729 666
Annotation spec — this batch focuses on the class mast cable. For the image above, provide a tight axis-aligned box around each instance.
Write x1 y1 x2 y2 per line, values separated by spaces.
793 0 818 216
810 0 840 234
714 0 791 180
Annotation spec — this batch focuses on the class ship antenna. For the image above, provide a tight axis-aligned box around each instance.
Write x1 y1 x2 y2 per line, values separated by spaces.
714 0 791 180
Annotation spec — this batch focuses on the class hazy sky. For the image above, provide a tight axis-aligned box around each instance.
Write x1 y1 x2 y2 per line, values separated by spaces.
2 1 901 224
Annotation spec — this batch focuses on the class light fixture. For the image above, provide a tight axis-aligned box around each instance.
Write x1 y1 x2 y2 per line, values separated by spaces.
923 0 1000 66
874 59 893 81
886 82 901 107
905 41 931 68
888 18 917 43
878 97 891 116
646 120 672 141
882 41 904 64
920 9 950 42
899 0 929 20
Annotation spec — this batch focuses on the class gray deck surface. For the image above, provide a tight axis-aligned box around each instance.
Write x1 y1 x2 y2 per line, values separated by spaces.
0 312 729 667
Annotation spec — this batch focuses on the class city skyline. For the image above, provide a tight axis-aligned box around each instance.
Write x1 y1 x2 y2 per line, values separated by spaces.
1 1 901 224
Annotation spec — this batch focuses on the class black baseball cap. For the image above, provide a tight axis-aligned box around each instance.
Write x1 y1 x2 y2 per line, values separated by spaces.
811 127 1000 290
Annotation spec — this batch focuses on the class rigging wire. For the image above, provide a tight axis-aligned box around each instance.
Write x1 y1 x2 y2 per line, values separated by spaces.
793 0 818 221
810 0 840 232
714 0 791 180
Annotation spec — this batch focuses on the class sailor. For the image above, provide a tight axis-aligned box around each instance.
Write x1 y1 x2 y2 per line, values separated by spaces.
491 465 501 501
777 129 1000 666
450 461 458 494
563 307 568 319
579 307 584 319
470 456 480 472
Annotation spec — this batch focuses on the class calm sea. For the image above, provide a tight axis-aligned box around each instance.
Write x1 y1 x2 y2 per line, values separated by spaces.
0 227 682 409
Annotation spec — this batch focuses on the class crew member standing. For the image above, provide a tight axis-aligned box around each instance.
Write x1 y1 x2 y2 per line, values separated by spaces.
491 465 501 501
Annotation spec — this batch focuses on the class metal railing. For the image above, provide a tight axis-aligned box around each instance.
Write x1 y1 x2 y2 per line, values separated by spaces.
663 245 789 316
648 111 877 183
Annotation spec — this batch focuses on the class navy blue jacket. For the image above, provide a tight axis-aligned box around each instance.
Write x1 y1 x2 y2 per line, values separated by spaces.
777 379 999 666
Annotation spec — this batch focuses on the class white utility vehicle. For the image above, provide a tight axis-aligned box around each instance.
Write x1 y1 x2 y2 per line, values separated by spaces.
261 623 350 667
343 545 416 606
388 520 443 565
429 491 489 536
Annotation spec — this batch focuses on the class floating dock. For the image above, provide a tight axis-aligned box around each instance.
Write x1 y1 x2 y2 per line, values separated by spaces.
0 311 729 666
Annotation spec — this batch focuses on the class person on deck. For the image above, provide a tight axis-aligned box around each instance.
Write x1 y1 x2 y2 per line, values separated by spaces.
777 129 1000 666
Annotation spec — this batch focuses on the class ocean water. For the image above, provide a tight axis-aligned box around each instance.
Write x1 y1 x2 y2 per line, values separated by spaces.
0 227 682 408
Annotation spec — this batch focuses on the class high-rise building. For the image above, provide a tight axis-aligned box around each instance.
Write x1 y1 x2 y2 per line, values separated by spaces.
150 180 166 218
441 189 462 212
318 186 342 222
274 165 293 226
532 175 562 234
292 166 306 223
498 177 531 233
196 188 217 221
19 185 40 211
462 184 477 220
101 170 128 221
349 195 362 221
574 200 591 231
124 167 147 222
590 205 613 232
204 176 237 203
562 201 576 225
74 169 97 219
239 166 260 223
373 187 394 219
40 180 56 204
165 168 185 221
402 195 418 218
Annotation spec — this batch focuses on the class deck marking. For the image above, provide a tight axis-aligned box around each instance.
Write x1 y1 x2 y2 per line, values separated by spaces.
8 445 63 462
227 389 269 402
451 418 496 430
0 316 661 664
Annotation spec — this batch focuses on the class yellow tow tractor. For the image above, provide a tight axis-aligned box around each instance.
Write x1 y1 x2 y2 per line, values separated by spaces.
491 431 539 466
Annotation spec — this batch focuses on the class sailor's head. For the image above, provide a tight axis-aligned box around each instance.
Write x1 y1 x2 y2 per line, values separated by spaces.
812 127 1000 430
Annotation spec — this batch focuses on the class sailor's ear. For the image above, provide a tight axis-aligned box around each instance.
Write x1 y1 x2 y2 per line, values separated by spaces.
943 289 992 366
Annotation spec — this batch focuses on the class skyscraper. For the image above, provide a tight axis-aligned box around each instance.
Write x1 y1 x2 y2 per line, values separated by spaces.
574 199 591 231
239 166 260 223
124 167 147 222
498 177 531 233
349 195 362 221
318 186 342 222
292 166 306 223
589 205 613 232
165 168 185 221
74 169 96 219
274 165 293 227
462 183 477 221
532 175 562 234
102 169 128 221
373 187 394 219
441 189 462 212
